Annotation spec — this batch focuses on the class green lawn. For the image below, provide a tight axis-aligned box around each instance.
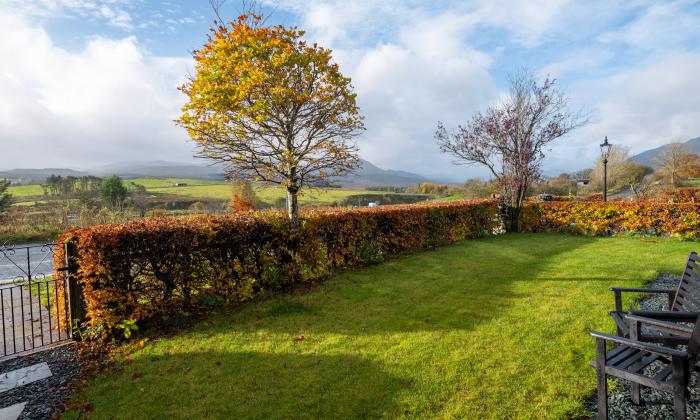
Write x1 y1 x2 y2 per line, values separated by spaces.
65 233 695 419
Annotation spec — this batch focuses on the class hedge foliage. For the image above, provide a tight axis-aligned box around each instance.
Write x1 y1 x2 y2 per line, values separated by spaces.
520 201 700 239
55 200 498 339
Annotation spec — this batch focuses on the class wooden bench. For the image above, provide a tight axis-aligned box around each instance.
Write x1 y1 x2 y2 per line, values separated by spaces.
610 251 700 341
590 313 700 419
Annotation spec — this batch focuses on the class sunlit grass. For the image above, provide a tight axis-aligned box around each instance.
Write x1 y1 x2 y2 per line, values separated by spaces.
7 184 44 198
64 234 695 419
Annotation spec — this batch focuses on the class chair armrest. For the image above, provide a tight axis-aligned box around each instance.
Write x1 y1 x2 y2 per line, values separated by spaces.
627 310 700 322
624 314 694 337
610 287 676 294
589 330 689 358
610 288 676 312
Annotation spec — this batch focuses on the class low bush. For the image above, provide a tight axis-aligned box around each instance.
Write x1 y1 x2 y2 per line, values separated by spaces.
520 201 700 239
55 200 498 339
661 188 700 203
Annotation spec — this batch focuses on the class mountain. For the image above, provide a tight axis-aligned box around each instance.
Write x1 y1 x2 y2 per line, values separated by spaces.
336 159 428 187
91 161 226 180
0 168 88 183
1 159 429 187
630 137 700 168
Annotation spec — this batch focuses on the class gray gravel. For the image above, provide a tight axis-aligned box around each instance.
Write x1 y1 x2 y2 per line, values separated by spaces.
0 343 80 419
587 274 700 419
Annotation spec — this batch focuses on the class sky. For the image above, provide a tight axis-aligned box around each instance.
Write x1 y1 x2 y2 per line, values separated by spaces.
2 0 700 181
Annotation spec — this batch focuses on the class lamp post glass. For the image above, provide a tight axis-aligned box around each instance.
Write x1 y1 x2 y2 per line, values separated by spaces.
600 137 612 201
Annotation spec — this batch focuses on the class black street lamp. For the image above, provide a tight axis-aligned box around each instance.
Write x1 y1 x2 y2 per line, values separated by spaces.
600 136 612 202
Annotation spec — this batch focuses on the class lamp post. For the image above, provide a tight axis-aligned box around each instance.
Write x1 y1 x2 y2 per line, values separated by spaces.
600 136 612 202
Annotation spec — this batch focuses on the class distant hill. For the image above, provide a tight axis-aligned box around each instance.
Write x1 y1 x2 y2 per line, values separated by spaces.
1 159 429 187
631 137 700 168
91 161 226 180
337 159 427 187
0 168 88 183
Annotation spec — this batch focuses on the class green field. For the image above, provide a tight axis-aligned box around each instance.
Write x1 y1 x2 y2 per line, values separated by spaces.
148 183 402 204
7 184 44 198
8 177 422 206
689 178 700 187
65 233 694 419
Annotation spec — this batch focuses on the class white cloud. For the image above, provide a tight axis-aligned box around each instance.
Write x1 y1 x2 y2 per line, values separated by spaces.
1 0 137 30
599 1 700 50
541 52 700 173
0 12 193 169
3 0 700 180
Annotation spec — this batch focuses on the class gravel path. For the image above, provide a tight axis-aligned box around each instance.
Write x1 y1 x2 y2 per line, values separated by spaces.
0 343 80 419
587 274 700 419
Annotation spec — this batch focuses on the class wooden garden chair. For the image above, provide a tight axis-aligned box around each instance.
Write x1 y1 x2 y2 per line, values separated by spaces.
590 313 700 419
609 251 700 342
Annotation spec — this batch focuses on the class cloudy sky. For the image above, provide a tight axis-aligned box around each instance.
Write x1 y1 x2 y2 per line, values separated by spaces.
2 0 700 180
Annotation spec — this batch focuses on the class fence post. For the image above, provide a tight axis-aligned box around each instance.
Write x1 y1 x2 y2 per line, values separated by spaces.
65 240 86 335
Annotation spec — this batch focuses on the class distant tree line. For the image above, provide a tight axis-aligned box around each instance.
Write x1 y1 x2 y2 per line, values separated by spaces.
0 179 12 217
42 175 103 197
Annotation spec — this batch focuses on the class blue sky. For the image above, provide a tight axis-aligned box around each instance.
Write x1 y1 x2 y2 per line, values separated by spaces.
2 0 700 181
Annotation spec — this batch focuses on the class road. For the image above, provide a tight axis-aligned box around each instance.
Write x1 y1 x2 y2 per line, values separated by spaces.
0 244 56 282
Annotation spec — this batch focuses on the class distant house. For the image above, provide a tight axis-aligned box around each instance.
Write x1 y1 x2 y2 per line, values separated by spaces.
576 179 590 186
368 202 379 208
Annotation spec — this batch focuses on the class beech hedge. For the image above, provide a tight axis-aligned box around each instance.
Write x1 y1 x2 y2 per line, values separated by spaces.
520 201 700 239
54 200 498 339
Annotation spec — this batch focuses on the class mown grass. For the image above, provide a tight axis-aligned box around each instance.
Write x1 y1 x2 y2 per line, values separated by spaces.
65 233 695 419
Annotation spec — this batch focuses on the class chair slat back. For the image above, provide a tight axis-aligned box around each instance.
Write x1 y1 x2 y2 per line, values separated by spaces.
671 252 700 312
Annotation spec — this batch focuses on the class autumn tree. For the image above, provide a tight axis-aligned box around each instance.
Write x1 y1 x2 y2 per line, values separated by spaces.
0 179 12 217
655 142 691 186
436 70 586 231
678 153 700 179
177 11 364 226
620 162 654 201
231 179 260 212
590 146 633 192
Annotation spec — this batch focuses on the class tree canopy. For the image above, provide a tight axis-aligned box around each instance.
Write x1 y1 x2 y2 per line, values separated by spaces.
0 179 12 216
101 176 128 210
436 70 586 230
177 12 364 224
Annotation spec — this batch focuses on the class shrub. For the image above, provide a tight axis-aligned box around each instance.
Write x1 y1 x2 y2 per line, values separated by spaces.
520 201 700 239
661 188 700 203
55 200 498 339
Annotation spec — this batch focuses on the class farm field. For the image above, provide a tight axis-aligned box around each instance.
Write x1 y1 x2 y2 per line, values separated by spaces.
8 177 426 206
7 184 44 199
64 233 694 419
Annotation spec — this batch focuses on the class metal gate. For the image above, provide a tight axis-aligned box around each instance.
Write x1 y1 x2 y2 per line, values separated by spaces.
0 243 73 357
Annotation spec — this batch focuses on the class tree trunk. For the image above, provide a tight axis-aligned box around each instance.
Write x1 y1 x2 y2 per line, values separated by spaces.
286 188 299 227
509 205 520 232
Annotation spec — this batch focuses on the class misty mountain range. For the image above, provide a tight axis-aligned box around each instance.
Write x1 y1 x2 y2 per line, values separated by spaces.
3 137 699 186
0 159 429 187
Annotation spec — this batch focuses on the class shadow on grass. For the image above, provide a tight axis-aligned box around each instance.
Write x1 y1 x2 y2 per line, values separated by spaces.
77 351 409 419
203 233 598 336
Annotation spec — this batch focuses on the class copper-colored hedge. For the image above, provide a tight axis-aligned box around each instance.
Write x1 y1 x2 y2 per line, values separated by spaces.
54 200 498 339
520 201 700 239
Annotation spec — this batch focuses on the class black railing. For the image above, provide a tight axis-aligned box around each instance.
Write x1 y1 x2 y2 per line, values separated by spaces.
0 242 58 284
0 243 73 357
0 277 71 357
